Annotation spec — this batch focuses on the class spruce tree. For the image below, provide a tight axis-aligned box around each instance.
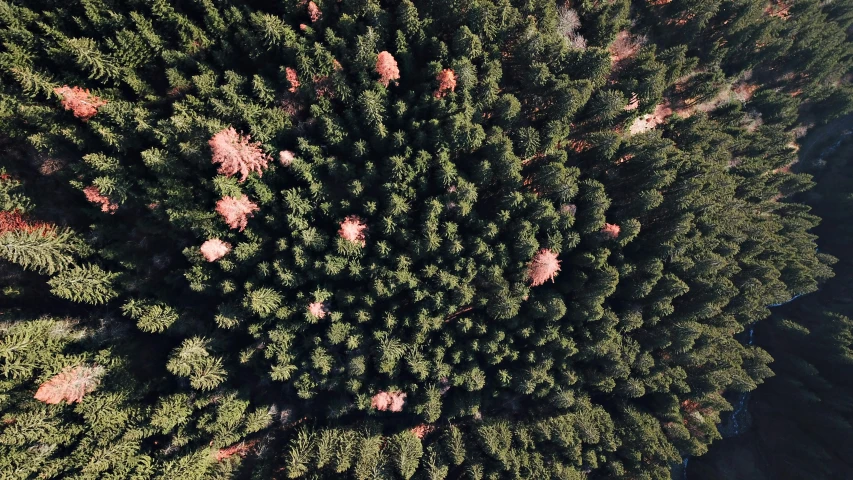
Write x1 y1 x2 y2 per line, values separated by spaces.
0 0 847 478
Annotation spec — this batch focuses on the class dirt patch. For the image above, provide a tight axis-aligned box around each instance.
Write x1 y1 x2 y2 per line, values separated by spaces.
765 0 791 19
628 103 673 134
733 82 759 102
610 30 645 66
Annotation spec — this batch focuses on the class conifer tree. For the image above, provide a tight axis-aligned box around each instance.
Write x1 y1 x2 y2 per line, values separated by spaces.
0 0 846 477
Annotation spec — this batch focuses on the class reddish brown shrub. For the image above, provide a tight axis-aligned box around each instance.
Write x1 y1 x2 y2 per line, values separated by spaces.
616 154 634 165
528 248 561 287
209 127 270 182
765 0 791 18
681 399 701 413
601 223 621 239
0 211 29 234
38 157 67 175
376 51 400 87
214 439 258 462
439 377 451 395
567 139 592 153
0 210 53 235
286 67 300 93
54 86 107 121
281 97 302 119
610 31 644 64
34 365 104 404
216 195 259 231
733 83 759 102
83 186 118 214
313 75 334 98
628 103 673 135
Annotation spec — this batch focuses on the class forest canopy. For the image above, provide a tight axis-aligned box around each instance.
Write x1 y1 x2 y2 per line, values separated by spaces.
0 0 850 478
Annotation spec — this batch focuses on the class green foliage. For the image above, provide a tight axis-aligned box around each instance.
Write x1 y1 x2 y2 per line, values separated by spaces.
0 317 172 478
166 337 227 391
0 228 76 275
47 264 117 304
389 430 423 479
0 0 847 478
121 299 179 333
0 172 32 212
589 90 627 123
694 128 853 478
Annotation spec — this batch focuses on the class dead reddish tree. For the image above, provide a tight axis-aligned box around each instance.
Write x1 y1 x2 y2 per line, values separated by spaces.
434 69 457 98
338 215 367 247
528 248 561 286
411 424 435 439
209 127 270 182
34 365 104 404
307 1 322 21
279 150 295 166
601 223 621 239
376 52 400 87
371 390 407 412
308 301 329 319
216 195 259 231
54 86 107 121
200 239 232 262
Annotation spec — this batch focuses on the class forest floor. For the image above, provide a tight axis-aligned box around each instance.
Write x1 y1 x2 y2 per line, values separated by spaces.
688 114 853 480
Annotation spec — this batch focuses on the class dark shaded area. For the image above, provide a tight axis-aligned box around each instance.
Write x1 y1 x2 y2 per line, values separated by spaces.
691 114 853 480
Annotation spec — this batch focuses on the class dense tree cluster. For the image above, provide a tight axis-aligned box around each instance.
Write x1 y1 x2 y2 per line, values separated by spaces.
0 0 850 478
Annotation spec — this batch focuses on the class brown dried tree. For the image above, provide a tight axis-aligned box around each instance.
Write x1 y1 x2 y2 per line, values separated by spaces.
54 86 107 121
209 127 270 182
34 365 104 404
376 52 400 87
216 195 259 231
528 248 562 286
